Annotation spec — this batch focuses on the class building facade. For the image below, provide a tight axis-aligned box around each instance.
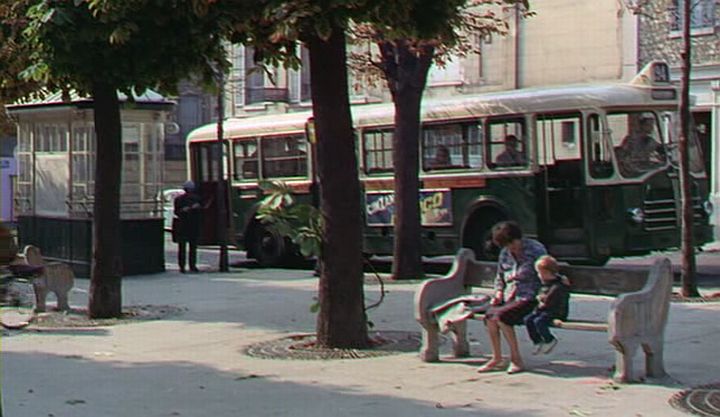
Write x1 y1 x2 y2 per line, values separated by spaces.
224 1 640 113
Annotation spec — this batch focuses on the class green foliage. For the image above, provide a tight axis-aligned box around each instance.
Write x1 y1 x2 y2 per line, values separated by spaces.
10 0 228 99
256 180 323 258
0 1 41 101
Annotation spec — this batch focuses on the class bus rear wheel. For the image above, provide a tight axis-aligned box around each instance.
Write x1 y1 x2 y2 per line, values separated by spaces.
463 212 504 261
250 224 287 267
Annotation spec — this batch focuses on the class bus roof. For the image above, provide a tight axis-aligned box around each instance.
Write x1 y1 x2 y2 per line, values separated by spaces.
188 80 675 142
187 110 313 141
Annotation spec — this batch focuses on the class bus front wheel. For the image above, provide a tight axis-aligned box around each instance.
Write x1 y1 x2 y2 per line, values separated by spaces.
249 224 286 267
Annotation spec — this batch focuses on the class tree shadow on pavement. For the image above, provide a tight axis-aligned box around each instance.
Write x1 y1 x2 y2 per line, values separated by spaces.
2 350 543 417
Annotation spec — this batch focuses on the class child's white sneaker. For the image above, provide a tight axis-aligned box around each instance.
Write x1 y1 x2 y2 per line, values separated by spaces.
542 338 558 354
532 343 544 355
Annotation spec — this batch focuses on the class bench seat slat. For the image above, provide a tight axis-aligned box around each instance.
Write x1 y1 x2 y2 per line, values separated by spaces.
551 319 608 332
466 314 608 332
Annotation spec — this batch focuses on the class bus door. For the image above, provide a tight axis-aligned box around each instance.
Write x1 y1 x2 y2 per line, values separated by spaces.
537 114 589 260
582 112 617 264
189 141 234 246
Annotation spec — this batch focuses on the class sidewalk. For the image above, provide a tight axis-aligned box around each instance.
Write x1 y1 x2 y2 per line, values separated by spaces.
2 263 719 417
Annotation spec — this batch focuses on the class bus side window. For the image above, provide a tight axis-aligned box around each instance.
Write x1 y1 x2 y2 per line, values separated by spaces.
422 123 481 170
422 123 482 171
363 129 394 173
233 139 258 180
587 114 613 179
261 136 308 178
487 120 526 169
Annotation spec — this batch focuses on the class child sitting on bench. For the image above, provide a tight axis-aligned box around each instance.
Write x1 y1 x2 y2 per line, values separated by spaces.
524 255 570 355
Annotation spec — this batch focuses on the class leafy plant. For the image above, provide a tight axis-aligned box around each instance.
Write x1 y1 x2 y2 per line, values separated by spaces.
256 180 323 258
257 180 386 319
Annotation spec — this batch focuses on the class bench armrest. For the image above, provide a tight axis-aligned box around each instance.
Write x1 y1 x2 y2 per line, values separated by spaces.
609 257 672 342
414 249 477 324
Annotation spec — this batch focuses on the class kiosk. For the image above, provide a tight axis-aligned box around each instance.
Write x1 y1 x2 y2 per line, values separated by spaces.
5 91 173 276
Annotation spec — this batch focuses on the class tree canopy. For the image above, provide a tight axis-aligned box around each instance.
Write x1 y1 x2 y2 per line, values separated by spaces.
19 0 227 97
2 0 229 318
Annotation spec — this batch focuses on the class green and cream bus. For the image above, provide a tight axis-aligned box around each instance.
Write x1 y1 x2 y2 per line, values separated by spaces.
187 61 713 266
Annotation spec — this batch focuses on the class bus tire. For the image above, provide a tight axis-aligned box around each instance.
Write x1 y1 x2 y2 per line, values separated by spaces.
462 211 505 261
249 224 286 267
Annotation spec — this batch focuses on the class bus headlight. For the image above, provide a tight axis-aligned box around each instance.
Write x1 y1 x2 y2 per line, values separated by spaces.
627 208 645 224
703 200 713 216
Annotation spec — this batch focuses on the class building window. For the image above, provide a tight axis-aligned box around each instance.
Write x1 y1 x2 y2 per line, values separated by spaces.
244 46 267 105
669 0 716 33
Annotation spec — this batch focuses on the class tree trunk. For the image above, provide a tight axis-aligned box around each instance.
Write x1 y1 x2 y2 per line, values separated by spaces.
307 27 368 348
679 0 699 297
380 40 434 280
88 82 123 318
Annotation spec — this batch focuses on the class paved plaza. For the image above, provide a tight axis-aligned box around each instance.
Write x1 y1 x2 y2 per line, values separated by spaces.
2 250 720 417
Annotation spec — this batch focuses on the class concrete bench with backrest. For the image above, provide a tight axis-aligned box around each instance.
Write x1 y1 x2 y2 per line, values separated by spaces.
414 248 673 382
9 245 75 312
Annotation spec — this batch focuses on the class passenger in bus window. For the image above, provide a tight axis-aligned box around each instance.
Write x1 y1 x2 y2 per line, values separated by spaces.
428 145 451 169
172 180 202 273
477 221 546 375
494 134 526 167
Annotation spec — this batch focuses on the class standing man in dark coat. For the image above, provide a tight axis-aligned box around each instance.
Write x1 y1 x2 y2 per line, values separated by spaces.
173 180 202 273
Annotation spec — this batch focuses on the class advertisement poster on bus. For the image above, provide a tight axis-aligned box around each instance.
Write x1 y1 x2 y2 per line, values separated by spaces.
365 189 452 226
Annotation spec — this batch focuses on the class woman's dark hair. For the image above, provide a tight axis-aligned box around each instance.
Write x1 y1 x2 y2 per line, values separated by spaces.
491 221 523 247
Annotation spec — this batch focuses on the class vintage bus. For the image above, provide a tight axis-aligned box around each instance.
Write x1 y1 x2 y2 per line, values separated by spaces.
187 61 713 266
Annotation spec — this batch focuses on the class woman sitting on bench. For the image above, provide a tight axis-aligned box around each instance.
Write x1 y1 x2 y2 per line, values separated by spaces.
478 221 546 375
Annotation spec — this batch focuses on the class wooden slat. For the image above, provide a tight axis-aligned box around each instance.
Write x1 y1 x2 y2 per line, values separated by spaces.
551 319 608 332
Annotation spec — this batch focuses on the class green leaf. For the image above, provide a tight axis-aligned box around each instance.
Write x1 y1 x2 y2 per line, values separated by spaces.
299 239 316 257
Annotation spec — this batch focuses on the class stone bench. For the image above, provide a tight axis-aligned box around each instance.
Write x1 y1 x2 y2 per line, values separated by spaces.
10 245 75 312
414 248 673 382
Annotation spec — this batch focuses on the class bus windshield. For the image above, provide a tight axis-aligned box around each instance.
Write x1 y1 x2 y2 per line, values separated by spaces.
609 112 668 178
